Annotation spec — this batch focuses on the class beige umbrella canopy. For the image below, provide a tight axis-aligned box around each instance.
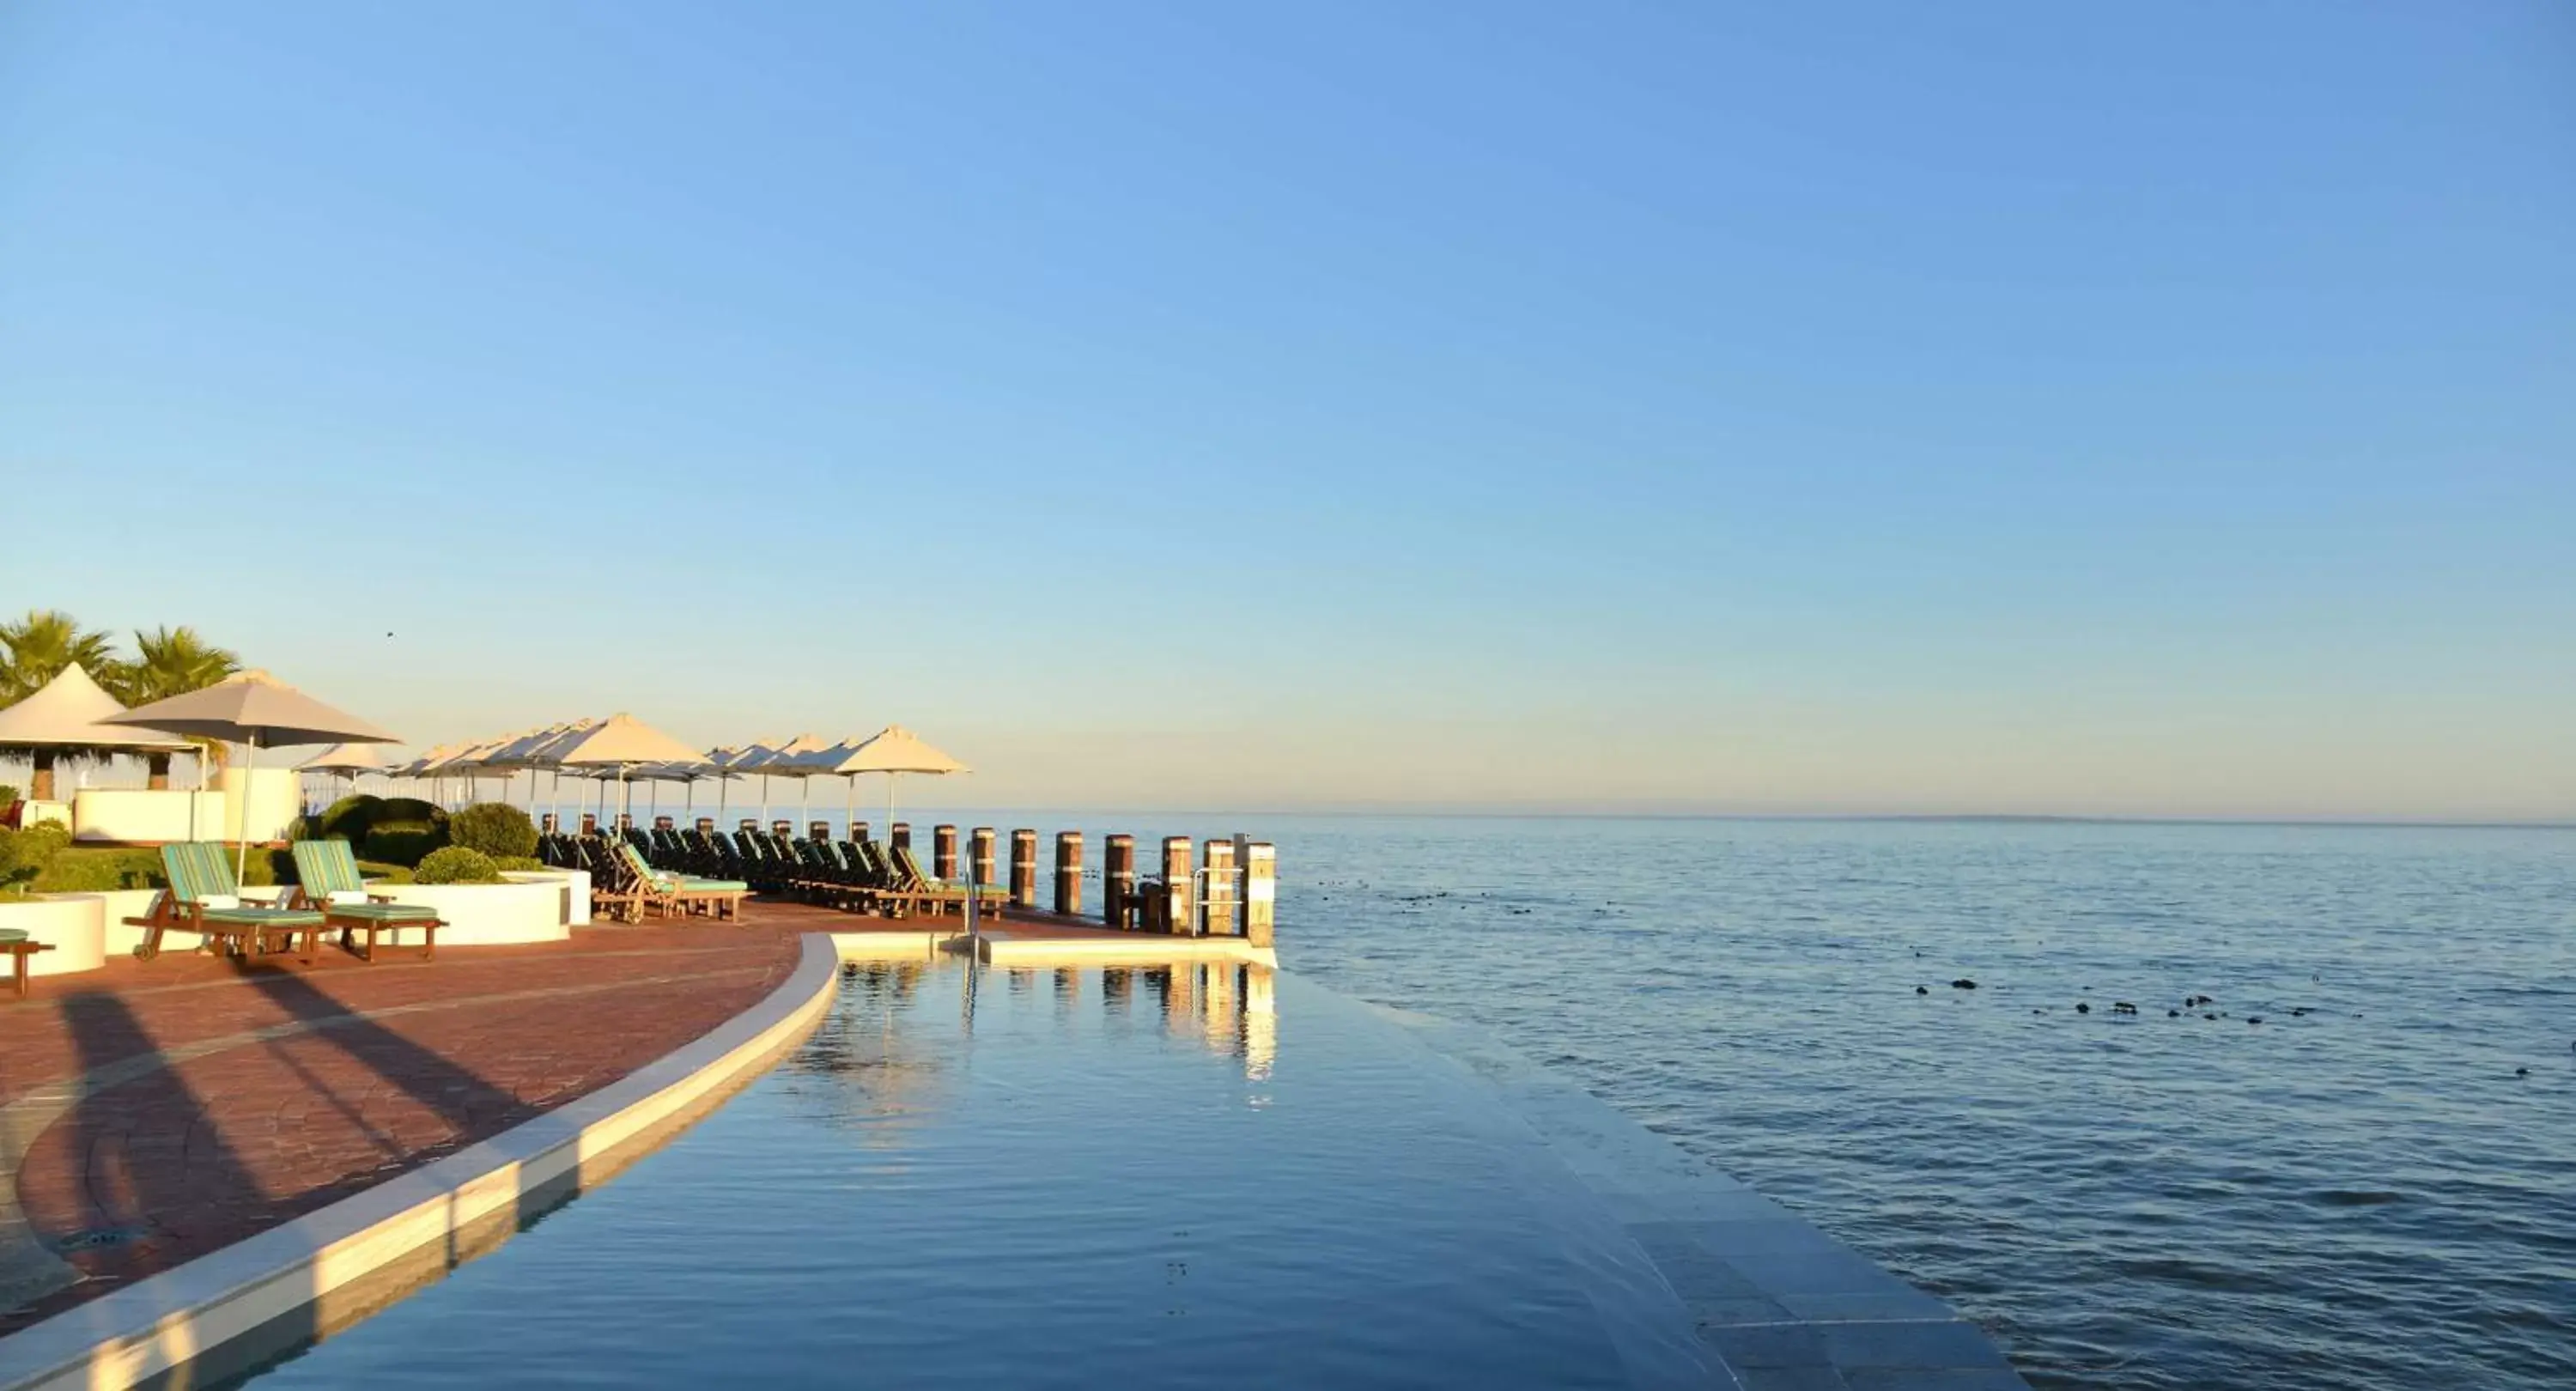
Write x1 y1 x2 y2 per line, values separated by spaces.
298 740 404 804
0 662 193 800
800 725 969 835
553 714 709 826
742 732 837 830
104 670 398 886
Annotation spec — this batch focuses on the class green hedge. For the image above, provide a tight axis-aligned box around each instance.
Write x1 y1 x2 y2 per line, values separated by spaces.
491 854 544 872
314 793 386 842
361 827 448 867
412 846 500 884
27 845 289 893
449 803 537 860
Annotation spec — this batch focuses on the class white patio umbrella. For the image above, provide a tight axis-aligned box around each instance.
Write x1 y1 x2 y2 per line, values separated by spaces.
470 720 592 823
103 670 398 891
550 714 708 829
805 726 968 841
744 732 835 835
298 740 404 804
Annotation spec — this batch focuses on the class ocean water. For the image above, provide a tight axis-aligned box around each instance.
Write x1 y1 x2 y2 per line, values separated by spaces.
1257 817 2576 1390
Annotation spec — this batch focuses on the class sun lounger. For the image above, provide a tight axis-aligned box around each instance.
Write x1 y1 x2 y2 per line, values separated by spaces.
289 839 443 962
124 841 328 962
2 928 52 999
614 841 748 920
887 843 1010 919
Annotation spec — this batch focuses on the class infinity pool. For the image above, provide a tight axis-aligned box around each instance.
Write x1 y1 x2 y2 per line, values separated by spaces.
229 957 1724 1388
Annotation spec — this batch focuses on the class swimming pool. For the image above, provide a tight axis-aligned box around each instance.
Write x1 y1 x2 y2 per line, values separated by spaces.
225 956 1743 1388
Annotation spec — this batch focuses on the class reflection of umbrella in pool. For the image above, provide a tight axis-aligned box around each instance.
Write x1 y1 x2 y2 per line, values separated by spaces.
798 726 968 841
776 964 954 1148
104 670 398 891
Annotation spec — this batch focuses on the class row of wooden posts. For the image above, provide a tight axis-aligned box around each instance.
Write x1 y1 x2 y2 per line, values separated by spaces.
580 813 1277 947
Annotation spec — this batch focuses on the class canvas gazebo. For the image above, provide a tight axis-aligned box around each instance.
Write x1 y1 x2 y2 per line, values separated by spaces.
0 663 194 801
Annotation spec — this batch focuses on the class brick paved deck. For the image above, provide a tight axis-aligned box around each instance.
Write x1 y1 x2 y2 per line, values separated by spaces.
0 903 838 1333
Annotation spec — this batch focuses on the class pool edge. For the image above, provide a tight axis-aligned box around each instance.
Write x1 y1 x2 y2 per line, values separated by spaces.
0 933 843 1391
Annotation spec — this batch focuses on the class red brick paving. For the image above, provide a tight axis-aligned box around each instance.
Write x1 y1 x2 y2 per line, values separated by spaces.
0 903 829 1332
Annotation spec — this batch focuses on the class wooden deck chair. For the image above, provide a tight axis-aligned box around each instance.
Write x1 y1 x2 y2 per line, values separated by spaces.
615 841 748 921
289 840 444 962
124 841 327 963
2 928 52 999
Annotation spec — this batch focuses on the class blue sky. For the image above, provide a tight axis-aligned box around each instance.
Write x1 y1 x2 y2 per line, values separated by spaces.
2 2 2569 818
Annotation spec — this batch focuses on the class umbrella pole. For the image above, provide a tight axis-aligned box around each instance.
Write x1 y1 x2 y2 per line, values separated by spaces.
236 732 258 892
760 775 770 830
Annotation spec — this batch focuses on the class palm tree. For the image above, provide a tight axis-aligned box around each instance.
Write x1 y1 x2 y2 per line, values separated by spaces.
0 610 119 704
118 625 243 705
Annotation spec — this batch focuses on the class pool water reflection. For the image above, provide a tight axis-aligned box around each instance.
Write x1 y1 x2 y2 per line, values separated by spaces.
233 956 1718 1388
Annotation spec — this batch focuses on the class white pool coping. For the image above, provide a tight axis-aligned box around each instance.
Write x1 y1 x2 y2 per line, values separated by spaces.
0 933 842 1391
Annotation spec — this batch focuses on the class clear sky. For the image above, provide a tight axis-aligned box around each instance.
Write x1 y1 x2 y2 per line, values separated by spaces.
2 2 2569 820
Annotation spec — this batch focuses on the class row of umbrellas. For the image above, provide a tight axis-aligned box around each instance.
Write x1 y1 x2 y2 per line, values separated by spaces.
302 719 968 832
51 669 967 890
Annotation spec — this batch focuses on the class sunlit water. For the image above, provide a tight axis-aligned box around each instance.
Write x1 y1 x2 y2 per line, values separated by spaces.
1260 817 2576 1389
237 958 1716 1388
233 814 2574 1388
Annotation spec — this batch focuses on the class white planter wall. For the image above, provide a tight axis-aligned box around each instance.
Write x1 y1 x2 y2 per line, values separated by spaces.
501 870 591 927
3 897 107 977
364 879 568 946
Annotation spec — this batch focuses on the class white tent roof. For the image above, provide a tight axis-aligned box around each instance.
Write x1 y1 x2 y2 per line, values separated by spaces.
0 664 192 752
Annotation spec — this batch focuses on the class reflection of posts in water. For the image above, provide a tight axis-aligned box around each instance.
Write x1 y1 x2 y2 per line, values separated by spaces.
1102 967 1132 1014
1200 962 1237 1054
1007 968 1035 996
1054 968 1079 1012
959 955 979 1035
1243 965 1276 1080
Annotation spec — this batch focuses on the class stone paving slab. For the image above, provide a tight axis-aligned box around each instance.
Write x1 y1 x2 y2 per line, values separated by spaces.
0 904 823 1333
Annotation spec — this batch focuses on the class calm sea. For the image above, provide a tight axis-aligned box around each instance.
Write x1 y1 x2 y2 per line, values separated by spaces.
1212 815 2572 1390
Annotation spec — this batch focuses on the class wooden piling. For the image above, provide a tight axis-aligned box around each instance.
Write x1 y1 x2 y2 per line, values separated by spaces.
147 753 172 792
29 752 53 802
1054 831 1084 917
933 824 958 880
1159 835 1194 936
891 822 911 853
1199 838 1239 936
1009 829 1037 908
848 820 870 844
970 827 997 893
809 820 830 844
1103 835 1134 928
1239 840 1276 948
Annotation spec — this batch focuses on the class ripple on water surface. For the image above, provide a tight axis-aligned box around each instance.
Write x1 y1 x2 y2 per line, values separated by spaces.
1273 817 2576 1391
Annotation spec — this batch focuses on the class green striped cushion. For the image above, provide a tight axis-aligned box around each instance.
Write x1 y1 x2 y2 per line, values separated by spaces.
679 878 748 893
325 902 437 921
201 907 325 926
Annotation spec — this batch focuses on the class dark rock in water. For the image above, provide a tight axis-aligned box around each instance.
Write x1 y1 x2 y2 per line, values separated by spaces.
1916 985 1929 996
2032 1007 2046 1015
2248 1017 2264 1025
1951 979 1978 990
2290 1007 2312 1017
2075 1002 2091 1014
2204 1013 2218 1020
2168 1009 2181 1017
2516 1067 2530 1077
2112 1002 2138 1015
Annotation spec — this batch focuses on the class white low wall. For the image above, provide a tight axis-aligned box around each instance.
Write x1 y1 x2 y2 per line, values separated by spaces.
69 790 228 844
501 870 591 927
218 768 298 845
19 802 69 831
88 889 216 958
362 879 568 947
0 897 106 977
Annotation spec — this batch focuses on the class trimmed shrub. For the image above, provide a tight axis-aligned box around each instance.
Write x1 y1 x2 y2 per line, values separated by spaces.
378 799 446 827
356 860 412 884
411 846 501 885
30 847 163 893
361 826 448 868
316 793 386 842
449 803 537 860
0 783 19 807
491 855 544 872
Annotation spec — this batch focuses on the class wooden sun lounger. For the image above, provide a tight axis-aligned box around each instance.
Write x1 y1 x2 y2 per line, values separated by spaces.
124 841 327 963
3 929 53 999
289 840 443 963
